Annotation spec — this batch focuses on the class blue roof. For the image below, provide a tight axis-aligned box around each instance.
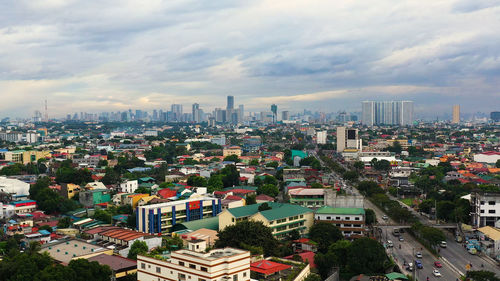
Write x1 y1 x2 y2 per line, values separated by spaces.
11 200 36 204
39 230 51 235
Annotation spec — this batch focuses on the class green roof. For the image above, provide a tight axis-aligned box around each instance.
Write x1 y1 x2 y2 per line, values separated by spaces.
227 202 313 221
291 150 307 159
173 216 219 231
385 273 408 280
226 186 258 191
315 206 365 215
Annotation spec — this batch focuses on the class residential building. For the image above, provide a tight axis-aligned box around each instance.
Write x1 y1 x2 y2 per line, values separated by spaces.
316 130 327 144
218 202 314 239
60 183 80 199
289 188 325 208
362 101 414 126
2 150 51 164
120 180 138 193
137 247 250 281
223 146 242 157
314 207 366 238
40 239 113 264
9 200 37 214
87 254 137 280
473 152 500 164
282 111 290 121
136 197 222 235
0 202 15 219
79 189 111 208
91 227 162 257
471 190 500 228
476 226 500 260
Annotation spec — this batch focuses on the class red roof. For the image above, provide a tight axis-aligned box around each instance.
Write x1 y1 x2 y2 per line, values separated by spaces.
284 251 316 268
250 260 291 275
229 189 254 194
225 195 243 201
256 194 274 201
157 188 177 199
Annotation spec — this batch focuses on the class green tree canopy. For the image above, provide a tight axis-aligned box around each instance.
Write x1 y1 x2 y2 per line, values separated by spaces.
257 184 279 197
365 209 376 225
127 240 148 260
347 237 389 274
223 155 240 163
215 220 279 256
466 270 500 281
309 222 343 253
187 175 208 187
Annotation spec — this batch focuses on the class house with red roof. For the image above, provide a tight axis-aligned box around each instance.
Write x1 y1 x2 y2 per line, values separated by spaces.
250 260 292 279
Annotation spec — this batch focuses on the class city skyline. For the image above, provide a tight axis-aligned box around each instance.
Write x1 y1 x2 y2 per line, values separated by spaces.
1 1 499 118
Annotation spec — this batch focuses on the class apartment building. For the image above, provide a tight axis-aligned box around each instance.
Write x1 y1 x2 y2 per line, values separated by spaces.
288 188 325 208
137 197 222 235
137 247 250 281
314 207 366 238
471 191 500 228
218 202 314 239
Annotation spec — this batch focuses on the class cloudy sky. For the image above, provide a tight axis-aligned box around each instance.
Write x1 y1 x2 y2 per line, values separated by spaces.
1 0 499 118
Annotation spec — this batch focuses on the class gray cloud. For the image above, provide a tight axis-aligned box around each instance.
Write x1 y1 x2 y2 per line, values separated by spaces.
0 0 499 118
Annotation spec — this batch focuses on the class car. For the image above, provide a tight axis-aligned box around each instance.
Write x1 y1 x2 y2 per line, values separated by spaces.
415 260 423 269
440 241 447 248
434 261 442 268
433 269 441 277
382 215 388 220
387 240 394 247
415 252 422 258
399 236 404 242
406 263 414 271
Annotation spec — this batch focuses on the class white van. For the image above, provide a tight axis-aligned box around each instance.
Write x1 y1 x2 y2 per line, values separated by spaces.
440 241 447 248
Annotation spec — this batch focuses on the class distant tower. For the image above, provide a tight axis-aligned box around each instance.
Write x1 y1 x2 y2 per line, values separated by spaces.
227 96 234 110
271 104 278 123
452 105 460 124
44 99 48 122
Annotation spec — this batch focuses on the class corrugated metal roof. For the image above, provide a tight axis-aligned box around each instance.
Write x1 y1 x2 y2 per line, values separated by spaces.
315 206 365 215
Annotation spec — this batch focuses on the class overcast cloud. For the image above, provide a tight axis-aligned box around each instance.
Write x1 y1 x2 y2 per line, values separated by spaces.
0 0 499 118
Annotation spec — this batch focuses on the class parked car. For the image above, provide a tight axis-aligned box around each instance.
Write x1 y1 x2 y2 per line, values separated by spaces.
440 241 447 248
433 269 441 277
387 240 394 248
415 252 422 258
406 263 414 271
383 215 388 220
434 261 442 268
415 260 423 269
399 236 404 242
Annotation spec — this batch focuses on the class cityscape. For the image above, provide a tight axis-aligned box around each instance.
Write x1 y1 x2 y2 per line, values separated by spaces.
1 1 500 281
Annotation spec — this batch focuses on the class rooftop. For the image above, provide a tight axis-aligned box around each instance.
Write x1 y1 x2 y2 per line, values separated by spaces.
87 253 137 271
315 206 366 215
41 239 108 264
174 247 248 261
227 202 312 221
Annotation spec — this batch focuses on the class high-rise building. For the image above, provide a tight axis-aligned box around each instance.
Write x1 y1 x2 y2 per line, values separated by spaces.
227 95 234 110
316 130 327 144
271 104 278 123
192 103 200 123
336 126 362 153
282 111 290 121
491 112 500 122
361 101 413 126
171 104 183 121
452 105 460 124
238 104 244 123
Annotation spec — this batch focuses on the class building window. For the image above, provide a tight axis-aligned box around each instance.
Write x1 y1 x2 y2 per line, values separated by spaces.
480 201 485 205
189 264 196 269
345 217 350 220
156 267 161 273
488 210 495 214
200 267 208 272
233 274 238 281
179 261 185 266
243 272 247 277
336 217 340 220
481 210 485 213
141 263 145 269
355 217 360 221
488 201 496 205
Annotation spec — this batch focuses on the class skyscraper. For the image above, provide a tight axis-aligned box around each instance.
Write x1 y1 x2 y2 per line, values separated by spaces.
271 104 278 123
336 127 362 152
171 104 183 121
362 101 413 126
282 111 290 121
192 103 200 123
452 105 460 124
238 105 244 123
227 96 234 110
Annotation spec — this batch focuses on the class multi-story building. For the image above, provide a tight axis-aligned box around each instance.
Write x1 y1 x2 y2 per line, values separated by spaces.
362 101 414 126
218 202 314 239
79 189 111 208
1 150 51 164
316 130 327 144
223 146 242 157
289 188 325 208
9 200 37 214
120 180 138 193
0 177 30 197
314 207 366 238
471 191 500 228
137 197 222 235
282 111 290 121
138 246 250 281
336 127 362 153
452 105 460 124
0 202 15 219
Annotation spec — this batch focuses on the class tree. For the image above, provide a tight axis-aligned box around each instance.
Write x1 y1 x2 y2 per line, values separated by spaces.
310 182 323 188
219 165 240 187
38 225 53 233
257 184 279 197
347 237 388 274
258 203 272 212
215 220 279 256
207 174 224 193
266 161 279 168
365 209 376 225
68 259 112 281
93 209 112 224
418 199 434 214
353 161 365 171
127 212 137 229
223 155 240 163
303 273 322 281
249 159 259 166
374 159 391 172
187 175 208 187
127 240 148 260
466 270 500 281
254 175 278 186
496 159 500 168
246 194 257 205
387 141 402 154
101 167 120 185
97 160 108 167
57 217 71 228
357 181 382 196
342 170 359 182
309 222 343 253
